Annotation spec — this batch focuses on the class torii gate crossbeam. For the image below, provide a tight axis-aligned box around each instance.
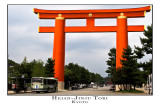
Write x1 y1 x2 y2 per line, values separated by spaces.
33 6 151 90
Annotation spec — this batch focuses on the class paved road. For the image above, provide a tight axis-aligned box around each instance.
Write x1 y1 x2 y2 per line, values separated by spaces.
8 86 147 96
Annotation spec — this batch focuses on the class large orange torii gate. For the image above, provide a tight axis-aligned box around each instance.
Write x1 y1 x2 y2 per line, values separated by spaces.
33 6 151 90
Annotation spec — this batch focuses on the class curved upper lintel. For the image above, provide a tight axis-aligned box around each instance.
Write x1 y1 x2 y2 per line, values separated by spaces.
33 6 151 14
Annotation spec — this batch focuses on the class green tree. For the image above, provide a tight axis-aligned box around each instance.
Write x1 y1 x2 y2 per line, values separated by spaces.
79 66 90 84
65 68 73 82
31 60 46 77
134 25 152 85
10 57 32 78
134 25 152 71
45 58 55 77
20 57 32 78
89 72 96 83
65 63 103 86
64 68 73 88
105 48 116 84
120 46 142 90
65 63 81 85
106 48 116 73
8 59 20 78
113 68 125 90
141 25 152 55
95 73 104 84
8 60 21 79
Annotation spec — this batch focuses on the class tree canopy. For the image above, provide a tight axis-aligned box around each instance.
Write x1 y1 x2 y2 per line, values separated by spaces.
65 63 105 88
45 58 55 77
8 57 55 79
106 25 152 90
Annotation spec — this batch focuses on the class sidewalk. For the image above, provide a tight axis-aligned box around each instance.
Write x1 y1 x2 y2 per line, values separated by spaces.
135 88 149 94
8 90 32 94
8 90 67 95
8 91 14 94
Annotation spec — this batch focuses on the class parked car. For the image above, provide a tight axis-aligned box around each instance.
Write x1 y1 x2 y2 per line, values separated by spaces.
82 84 87 88
71 84 78 90
100 84 104 87
88 84 93 88
78 84 83 89
93 84 98 89
110 85 115 91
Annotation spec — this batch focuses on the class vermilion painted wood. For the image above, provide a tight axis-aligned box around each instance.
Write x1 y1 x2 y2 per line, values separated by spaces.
38 25 144 33
38 11 145 19
116 17 128 69
53 18 65 82
34 6 150 14
86 18 94 27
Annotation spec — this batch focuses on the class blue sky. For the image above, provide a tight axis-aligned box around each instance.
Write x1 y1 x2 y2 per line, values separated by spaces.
8 5 152 77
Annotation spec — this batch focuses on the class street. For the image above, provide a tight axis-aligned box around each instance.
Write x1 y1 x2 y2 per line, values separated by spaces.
8 86 148 96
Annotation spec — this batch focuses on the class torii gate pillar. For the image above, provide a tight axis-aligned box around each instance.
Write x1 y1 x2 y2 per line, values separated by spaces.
53 14 65 90
116 13 128 69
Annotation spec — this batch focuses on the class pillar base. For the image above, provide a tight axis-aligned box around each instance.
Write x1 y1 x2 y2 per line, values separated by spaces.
58 81 64 91
115 84 131 91
115 85 121 91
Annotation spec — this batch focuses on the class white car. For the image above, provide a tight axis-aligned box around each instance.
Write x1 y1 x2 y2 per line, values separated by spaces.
93 84 98 89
